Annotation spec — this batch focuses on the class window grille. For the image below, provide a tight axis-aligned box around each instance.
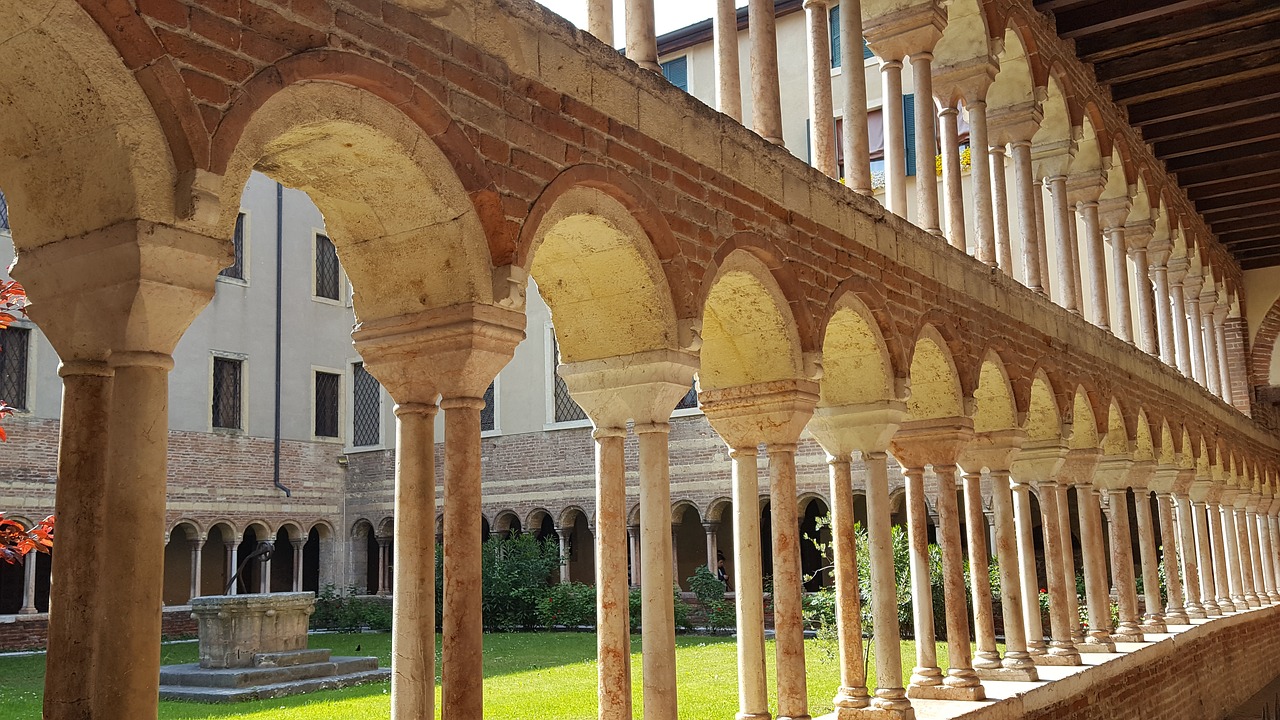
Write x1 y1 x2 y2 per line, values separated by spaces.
675 382 698 411
0 189 9 231
212 357 242 429
315 234 340 300
315 371 340 438
220 213 245 280
550 333 587 423
352 363 380 446
0 327 30 411
481 381 496 432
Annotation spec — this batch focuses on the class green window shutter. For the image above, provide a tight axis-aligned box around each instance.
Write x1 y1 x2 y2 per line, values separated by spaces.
863 37 873 60
661 57 688 92
903 93 916 176
829 5 841 69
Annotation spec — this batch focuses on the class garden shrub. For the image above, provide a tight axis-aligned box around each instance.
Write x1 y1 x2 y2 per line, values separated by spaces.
537 582 596 629
688 565 735 632
629 589 642 632
480 533 563 631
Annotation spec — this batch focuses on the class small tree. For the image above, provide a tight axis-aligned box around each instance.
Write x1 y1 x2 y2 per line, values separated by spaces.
0 280 50 565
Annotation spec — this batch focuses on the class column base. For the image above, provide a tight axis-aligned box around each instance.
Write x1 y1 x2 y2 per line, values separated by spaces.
737 713 771 720
1111 631 1145 643
1034 650 1082 666
1163 610 1191 624
1245 594 1261 608
17 608 38 615
833 687 872 710
778 715 812 720
1202 600 1222 616
1230 598 1249 612
1139 620 1167 634
1076 640 1117 653
1268 592 1280 603
976 666 1039 682
972 651 1002 671
907 685 985 701
1026 642 1048 658
833 707 913 720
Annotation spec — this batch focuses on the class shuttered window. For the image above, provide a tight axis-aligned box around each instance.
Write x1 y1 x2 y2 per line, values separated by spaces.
903 93 917 176
661 56 688 92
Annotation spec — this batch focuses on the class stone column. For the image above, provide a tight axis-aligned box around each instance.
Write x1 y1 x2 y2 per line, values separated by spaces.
806 0 838 179
1013 476 1047 656
291 539 304 593
262 554 272 594
376 538 390 595
979 433 1049 674
1103 488 1142 641
729 448 768 719
991 147 1014 280
595 427 632 719
670 525 681 587
1185 273 1208 386
1010 141 1042 291
16 222 226 720
1245 500 1266 606
1271 507 1280 596
1219 495 1247 611
750 0 784 145
587 0 612 44
1232 500 1258 608
225 542 238 595
960 468 1000 671
1207 495 1235 612
1033 180 1052 298
827 454 874 712
1077 483 1116 650
892 422 984 701
770 443 811 720
625 0 658 71
20 552 39 614
967 98 996 266
911 52 940 236
809 402 912 717
191 540 205 601
1056 482 1085 645
1214 304 1233 404
1149 245 1177 366
637 422 679 719
1133 489 1167 632
1167 259 1193 377
1016 442 1079 666
1077 199 1110 330
1129 243 1157 355
1104 222 1133 343
628 526 642 588
939 105 966 251
1190 495 1221 616
881 58 908 216
1047 176 1080 314
714 0 742 122
704 523 719 573
1200 288 1222 397
840 0 872 194
558 529 572 583
1257 499 1279 603
1155 489 1190 623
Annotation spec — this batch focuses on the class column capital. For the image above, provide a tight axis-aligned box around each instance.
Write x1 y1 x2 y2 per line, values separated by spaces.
1098 196 1133 232
558 349 698 428
1010 439 1069 481
1093 455 1137 490
862 2 946 61
987 102 1043 146
11 219 228 362
1148 464 1182 494
958 428 1026 474
353 302 525 404
889 416 975 468
1066 171 1106 206
1057 447 1103 486
1147 237 1173 268
1032 139 1076 178
700 379 819 448
1125 221 1155 251
1166 256 1191 285
807 400 907 456
931 57 998 106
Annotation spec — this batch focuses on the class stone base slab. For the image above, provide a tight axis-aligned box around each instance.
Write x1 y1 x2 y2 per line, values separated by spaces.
907 684 986 701
819 707 915 720
1076 641 1116 653
976 666 1040 681
1033 652 1082 666
159 666 389 703
1111 632 1145 643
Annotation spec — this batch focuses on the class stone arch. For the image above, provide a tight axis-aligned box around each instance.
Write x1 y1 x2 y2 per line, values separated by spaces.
934 0 995 80
1102 398 1135 457
216 75 495 327
520 168 681 363
706 497 734 524
275 521 305 543
376 517 395 539
1133 409 1156 463
1033 66 1076 170
559 505 591 532
1069 386 1102 450
987 16 1040 118
1249 294 1280 387
672 501 705 589
1025 369 1065 442
818 289 899 407
697 242 807 391
168 519 202 542
973 349 1018 433
493 510 523 537
162 521 201 606
907 325 965 421
0 1 181 251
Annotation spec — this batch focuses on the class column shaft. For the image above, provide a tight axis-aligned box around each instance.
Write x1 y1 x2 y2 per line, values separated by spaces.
750 0 784 144
1156 494 1188 623
392 404 438 720
1133 491 1164 630
1258 511 1278 602
441 398 485 718
840 0 872 194
625 0 658 70
1048 177 1079 313
1246 509 1264 606
1080 202 1110 329
595 430 632 720
1187 293 1207 385
830 457 871 710
770 446 809 719
1056 484 1084 644
1235 508 1258 607
190 542 204 601
292 541 303 593
969 100 996 265
936 466 980 690
1132 248 1157 354
866 453 910 711
1215 315 1234 405
1152 265 1176 366
1011 141 1041 289
638 425 677 719
1013 480 1046 655
912 53 940 235
1036 480 1079 663
1033 180 1052 297
940 106 966 251
714 0 742 121
731 449 768 718
1221 504 1246 610
1107 489 1142 640
904 468 941 688
1077 487 1115 647
1171 282 1192 377
1192 501 1220 616
1108 229 1133 342
990 147 1013 277
882 60 907 216
20 550 39 614
1201 308 1221 396
962 472 999 669
992 472 1032 667
1208 502 1234 611
806 0 837 179
587 0 613 43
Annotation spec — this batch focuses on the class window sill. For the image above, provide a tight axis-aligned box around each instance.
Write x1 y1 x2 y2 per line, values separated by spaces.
344 444 387 454
311 295 346 308
543 419 592 432
216 275 249 288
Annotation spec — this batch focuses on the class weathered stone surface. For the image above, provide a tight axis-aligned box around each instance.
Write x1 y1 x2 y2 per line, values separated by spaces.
191 593 314 669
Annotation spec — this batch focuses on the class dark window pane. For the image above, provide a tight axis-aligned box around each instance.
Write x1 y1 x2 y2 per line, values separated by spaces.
481 381 496 432
315 234 340 300
352 363 380 446
675 382 698 411
220 213 245 279
315 371 340 437
0 189 9 231
212 357 242 429
550 333 587 423
0 327 30 411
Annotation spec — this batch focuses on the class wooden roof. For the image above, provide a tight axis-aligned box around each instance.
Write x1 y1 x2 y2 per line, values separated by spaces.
1035 0 1280 269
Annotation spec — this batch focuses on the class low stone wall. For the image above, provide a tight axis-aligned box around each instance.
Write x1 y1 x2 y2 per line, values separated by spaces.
0 607 198 652
955 605 1280 720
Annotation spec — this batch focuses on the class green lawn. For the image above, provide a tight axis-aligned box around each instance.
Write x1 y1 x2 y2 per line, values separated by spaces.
0 633 980 719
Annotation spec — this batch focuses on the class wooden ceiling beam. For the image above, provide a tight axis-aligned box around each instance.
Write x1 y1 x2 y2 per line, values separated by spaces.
1178 162 1280 189
1196 188 1280 214
1187 175 1280 202
1140 104 1280 143
1164 139 1280 174
1127 79 1280 127
1054 0 1224 39
1110 51 1280 105
1093 24 1280 84
1073 1 1280 63
1213 216 1280 235
1238 251 1280 271
1220 229 1280 247
1155 119 1280 159
1201 202 1280 223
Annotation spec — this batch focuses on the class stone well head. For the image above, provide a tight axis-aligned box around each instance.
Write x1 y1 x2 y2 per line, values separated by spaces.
190 592 314 669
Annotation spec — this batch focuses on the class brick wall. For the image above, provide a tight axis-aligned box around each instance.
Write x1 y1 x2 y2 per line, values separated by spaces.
0 607 198 652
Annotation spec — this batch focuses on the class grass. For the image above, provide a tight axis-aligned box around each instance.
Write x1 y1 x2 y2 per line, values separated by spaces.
0 632 988 719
